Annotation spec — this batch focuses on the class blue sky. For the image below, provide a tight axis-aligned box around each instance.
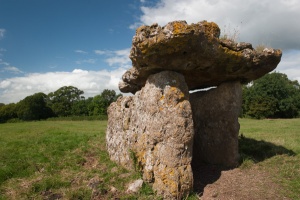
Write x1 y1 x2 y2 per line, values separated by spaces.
0 0 142 74
1 0 300 103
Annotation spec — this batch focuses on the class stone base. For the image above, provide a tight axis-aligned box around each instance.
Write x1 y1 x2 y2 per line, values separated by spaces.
106 71 194 199
190 81 242 167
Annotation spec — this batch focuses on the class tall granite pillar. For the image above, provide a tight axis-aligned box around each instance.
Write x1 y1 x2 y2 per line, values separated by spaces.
190 81 242 167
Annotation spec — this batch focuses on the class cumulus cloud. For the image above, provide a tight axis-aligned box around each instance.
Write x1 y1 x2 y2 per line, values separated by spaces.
0 29 5 39
134 0 300 50
0 67 127 104
0 47 133 104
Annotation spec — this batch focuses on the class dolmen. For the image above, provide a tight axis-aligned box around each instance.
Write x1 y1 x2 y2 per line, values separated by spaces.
106 20 282 199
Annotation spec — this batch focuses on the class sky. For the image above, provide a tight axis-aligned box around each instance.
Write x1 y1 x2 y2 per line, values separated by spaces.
0 0 300 104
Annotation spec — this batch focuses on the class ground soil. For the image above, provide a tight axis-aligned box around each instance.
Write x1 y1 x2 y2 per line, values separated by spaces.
193 164 290 200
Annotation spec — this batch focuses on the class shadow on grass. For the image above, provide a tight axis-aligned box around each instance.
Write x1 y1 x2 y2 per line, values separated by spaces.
238 135 296 163
192 135 296 195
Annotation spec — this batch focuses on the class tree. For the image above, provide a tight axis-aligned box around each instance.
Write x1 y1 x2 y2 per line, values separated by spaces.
16 93 54 121
243 72 300 119
47 86 84 117
0 103 17 123
71 96 89 116
88 89 122 116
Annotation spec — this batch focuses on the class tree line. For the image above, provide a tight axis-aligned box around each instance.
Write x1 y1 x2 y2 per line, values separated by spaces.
1 72 299 123
242 72 300 119
0 86 122 123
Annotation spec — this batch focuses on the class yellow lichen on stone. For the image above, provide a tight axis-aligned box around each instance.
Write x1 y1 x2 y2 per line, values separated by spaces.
159 95 165 101
202 21 220 39
179 92 185 100
172 21 187 35
136 25 147 34
160 172 178 196
223 46 241 56
216 45 244 72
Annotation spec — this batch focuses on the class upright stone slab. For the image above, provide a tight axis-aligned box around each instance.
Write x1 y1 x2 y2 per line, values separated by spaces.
190 81 242 167
106 96 134 169
106 71 194 199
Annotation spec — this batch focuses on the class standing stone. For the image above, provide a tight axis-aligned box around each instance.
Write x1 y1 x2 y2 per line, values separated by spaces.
190 81 242 167
106 96 134 169
106 71 194 199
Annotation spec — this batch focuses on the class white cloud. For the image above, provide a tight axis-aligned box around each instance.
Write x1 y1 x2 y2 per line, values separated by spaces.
105 48 131 67
74 50 88 54
0 59 9 66
0 29 5 39
95 48 131 67
0 67 127 104
134 0 300 50
129 22 143 30
75 59 97 65
0 47 133 104
94 50 108 55
2 66 23 74
276 50 300 83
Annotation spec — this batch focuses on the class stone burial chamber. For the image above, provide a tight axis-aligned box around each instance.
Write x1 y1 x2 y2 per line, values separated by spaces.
106 20 282 199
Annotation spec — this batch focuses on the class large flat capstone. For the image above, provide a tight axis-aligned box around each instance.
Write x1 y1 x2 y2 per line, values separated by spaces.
119 20 282 93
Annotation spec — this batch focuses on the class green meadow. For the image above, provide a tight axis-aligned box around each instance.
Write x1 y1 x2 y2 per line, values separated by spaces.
0 119 299 199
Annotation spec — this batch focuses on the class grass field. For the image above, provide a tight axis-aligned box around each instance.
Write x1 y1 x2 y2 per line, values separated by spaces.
239 118 300 199
0 119 299 199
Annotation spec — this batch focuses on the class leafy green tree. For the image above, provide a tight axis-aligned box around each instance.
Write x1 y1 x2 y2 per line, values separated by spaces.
243 72 300 119
88 89 122 116
16 92 54 121
47 86 84 117
0 103 18 123
71 96 89 116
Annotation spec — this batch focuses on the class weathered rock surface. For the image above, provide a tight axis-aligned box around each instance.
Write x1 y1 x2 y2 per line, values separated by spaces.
126 179 143 193
190 81 242 167
119 20 282 93
107 71 194 199
107 19 282 199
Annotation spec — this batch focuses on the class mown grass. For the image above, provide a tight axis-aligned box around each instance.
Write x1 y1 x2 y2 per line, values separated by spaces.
0 119 299 199
239 118 300 199
0 121 157 199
